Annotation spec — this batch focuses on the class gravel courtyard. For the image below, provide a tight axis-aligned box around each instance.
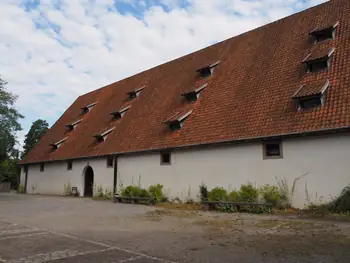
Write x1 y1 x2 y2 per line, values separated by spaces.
1 193 350 263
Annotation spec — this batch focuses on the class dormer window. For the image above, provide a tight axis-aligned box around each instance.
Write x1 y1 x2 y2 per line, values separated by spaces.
181 83 208 102
164 110 193 131
50 137 68 150
127 86 145 99
66 119 83 131
110 105 131 119
293 79 330 110
302 48 334 73
309 21 338 43
196 61 220 78
94 127 115 142
81 102 97 114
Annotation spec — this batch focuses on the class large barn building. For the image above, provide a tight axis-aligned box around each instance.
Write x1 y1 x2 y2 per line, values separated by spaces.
20 0 350 208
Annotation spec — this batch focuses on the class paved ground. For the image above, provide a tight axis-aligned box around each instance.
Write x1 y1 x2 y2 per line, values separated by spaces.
1 193 350 263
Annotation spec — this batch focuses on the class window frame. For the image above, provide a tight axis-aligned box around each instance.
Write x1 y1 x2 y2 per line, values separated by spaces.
40 163 45 172
106 157 114 168
306 58 329 73
298 96 323 110
263 140 283 160
160 152 171 165
67 161 73 171
310 22 338 44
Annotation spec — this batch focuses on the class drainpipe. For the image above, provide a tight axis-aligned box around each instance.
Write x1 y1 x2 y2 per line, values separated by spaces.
113 156 118 194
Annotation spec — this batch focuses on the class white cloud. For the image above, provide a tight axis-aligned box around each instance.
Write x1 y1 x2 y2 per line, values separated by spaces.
0 0 327 149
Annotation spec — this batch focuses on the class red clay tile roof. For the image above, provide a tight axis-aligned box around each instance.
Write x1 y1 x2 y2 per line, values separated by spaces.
21 0 350 164
293 79 330 98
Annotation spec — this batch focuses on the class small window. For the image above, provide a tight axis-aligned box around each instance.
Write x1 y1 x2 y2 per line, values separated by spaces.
94 127 115 142
66 119 83 131
106 157 114 168
302 48 334 74
164 110 193 131
310 22 338 43
263 141 282 159
67 161 73 171
292 79 329 110
127 86 145 99
299 97 322 109
110 105 131 120
196 61 220 78
307 59 328 73
50 137 68 150
182 83 208 102
81 102 97 114
160 152 171 165
40 163 45 172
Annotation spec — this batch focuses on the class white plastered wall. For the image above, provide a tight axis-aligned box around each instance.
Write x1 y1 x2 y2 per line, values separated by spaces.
117 133 350 208
21 158 114 196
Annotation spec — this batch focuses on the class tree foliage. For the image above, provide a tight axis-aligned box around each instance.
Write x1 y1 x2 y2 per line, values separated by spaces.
22 119 49 158
0 76 23 184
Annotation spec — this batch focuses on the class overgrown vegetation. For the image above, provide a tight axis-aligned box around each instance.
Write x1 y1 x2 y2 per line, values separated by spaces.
228 190 240 202
329 185 350 213
92 184 113 200
18 184 25 193
148 184 167 202
275 173 307 208
259 184 281 207
199 183 208 202
239 183 258 202
307 185 350 214
198 176 307 213
208 187 227 201
63 182 72 196
121 185 143 197
119 184 167 202
205 183 259 203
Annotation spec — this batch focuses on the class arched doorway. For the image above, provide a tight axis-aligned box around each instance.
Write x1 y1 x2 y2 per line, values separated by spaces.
84 166 94 197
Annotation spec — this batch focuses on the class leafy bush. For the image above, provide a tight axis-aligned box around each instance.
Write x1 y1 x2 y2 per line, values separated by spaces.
219 203 235 213
140 188 151 198
148 184 166 201
260 184 281 206
18 184 25 194
96 184 104 197
239 183 258 202
228 190 240 202
121 185 143 197
104 188 113 199
199 183 208 202
329 185 350 213
208 187 227 201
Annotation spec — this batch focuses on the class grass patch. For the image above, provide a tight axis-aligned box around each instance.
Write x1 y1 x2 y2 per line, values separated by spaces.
191 218 240 232
255 219 314 229
156 202 203 211
143 209 200 222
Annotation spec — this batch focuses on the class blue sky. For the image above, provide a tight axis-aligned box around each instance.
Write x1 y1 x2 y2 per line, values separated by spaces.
0 0 327 149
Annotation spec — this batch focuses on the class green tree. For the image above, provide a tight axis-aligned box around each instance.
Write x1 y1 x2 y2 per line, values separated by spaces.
22 119 49 158
0 76 23 184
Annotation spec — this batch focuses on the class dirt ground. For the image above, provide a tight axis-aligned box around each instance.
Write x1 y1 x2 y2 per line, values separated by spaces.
1 193 350 263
